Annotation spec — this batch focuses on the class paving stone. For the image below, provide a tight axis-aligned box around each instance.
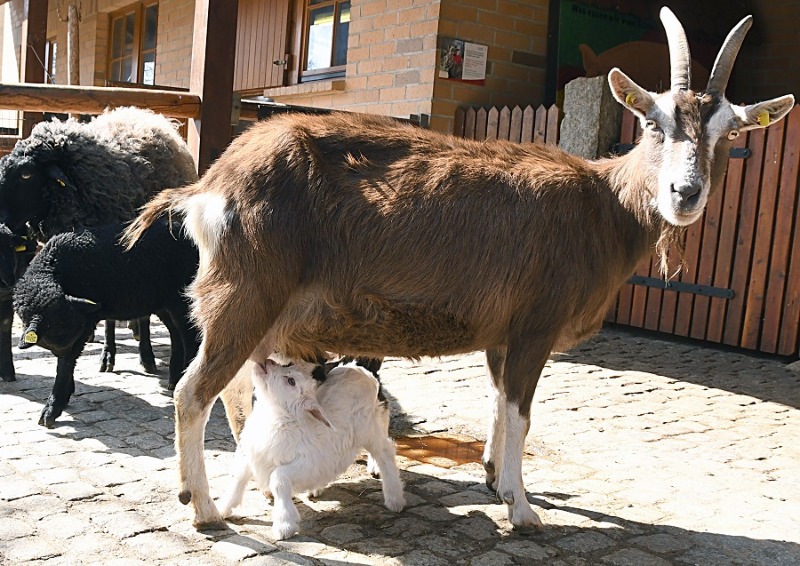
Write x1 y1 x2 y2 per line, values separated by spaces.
393 550 450 566
601 548 671 566
467 550 515 566
555 531 616 554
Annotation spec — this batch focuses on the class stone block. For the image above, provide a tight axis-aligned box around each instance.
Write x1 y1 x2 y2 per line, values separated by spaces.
559 75 624 159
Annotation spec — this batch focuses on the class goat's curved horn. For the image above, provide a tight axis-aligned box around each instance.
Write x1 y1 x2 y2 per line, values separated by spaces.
706 14 753 94
660 7 691 91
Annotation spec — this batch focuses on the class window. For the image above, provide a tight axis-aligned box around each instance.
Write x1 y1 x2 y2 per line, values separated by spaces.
45 38 57 84
302 0 350 81
107 2 158 86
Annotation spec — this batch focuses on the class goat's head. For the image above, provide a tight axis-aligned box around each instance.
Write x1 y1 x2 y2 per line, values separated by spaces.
253 359 334 428
608 7 794 227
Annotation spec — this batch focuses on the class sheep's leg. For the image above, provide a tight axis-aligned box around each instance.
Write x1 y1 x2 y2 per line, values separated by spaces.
482 347 507 492
216 448 253 518
269 465 303 540
495 336 552 529
174 292 279 529
0 296 16 382
136 317 158 374
158 310 185 390
99 320 116 372
40 352 80 428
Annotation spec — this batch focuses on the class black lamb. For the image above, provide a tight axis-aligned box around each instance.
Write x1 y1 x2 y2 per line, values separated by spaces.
13 219 200 428
0 106 198 380
0 224 37 381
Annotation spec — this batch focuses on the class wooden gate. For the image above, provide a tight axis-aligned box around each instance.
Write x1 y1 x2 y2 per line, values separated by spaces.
455 104 800 357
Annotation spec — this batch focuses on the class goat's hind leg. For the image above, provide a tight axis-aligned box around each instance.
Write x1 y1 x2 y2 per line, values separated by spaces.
364 434 405 512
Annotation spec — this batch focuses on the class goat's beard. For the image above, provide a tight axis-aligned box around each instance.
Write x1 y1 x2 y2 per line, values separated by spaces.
656 222 687 280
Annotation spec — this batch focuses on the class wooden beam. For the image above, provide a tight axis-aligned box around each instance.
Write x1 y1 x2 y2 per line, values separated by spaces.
21 0 48 137
0 83 202 118
188 0 239 175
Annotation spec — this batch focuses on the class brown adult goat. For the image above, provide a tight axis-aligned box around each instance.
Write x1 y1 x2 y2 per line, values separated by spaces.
125 7 793 530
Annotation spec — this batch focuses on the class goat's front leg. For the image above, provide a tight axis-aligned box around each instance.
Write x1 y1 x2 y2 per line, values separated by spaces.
0 296 16 382
483 347 507 491
494 336 552 529
99 319 116 372
269 464 303 540
40 353 79 428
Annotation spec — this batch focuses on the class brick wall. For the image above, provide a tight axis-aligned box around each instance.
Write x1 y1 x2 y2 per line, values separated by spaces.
430 0 549 133
153 0 194 88
267 0 442 128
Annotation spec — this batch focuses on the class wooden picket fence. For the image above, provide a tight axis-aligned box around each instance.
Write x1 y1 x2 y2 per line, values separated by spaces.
454 104 560 145
456 103 800 357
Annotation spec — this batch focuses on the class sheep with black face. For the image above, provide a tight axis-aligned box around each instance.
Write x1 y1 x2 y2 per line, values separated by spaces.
0 106 198 378
13 219 200 428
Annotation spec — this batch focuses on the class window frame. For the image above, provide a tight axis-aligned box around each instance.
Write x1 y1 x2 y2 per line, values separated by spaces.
106 1 159 86
45 37 57 84
299 0 350 82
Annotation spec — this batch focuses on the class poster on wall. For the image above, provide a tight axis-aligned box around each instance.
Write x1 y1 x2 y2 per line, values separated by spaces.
439 37 488 85
555 1 715 105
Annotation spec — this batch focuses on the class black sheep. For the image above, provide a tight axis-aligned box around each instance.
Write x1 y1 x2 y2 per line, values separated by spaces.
13 219 199 427
0 107 198 379
0 224 37 382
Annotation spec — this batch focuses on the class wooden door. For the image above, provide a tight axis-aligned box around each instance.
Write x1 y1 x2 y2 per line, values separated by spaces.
234 0 289 92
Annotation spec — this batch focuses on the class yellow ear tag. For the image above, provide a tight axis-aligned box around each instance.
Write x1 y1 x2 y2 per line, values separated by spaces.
24 330 38 344
85 299 97 305
757 111 770 127
14 244 26 252
625 93 636 106
56 179 66 187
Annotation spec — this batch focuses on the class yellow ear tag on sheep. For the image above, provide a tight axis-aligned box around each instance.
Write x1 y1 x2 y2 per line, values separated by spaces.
757 111 770 127
56 179 66 187
24 331 38 344
14 244 26 252
625 93 636 106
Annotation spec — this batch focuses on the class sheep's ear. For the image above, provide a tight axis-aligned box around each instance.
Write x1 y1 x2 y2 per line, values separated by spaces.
46 163 73 190
608 68 655 121
301 395 335 430
65 295 101 313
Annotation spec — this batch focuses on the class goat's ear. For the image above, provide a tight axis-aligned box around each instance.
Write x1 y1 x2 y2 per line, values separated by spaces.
608 68 655 120
301 395 335 431
733 95 795 131
65 295 101 313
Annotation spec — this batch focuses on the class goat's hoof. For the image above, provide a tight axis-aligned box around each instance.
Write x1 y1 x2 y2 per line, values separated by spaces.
1 374 16 382
166 381 179 392
272 522 299 541
142 361 158 374
194 518 229 532
99 361 114 372
178 490 192 505
509 505 543 530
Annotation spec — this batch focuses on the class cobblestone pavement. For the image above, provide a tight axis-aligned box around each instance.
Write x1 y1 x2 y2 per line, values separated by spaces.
1 322 799 565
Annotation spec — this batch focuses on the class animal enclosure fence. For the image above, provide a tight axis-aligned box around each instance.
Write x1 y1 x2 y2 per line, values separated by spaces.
455 104 800 357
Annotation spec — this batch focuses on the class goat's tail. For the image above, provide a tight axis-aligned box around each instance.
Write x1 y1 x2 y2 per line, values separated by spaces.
121 184 198 250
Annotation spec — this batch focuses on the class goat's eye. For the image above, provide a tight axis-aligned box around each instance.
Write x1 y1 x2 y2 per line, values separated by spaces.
645 120 661 132
727 130 740 140
287 377 296 387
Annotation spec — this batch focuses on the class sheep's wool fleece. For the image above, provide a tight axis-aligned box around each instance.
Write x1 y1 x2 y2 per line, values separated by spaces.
14 107 197 240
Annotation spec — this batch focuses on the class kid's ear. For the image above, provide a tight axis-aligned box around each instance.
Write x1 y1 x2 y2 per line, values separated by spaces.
301 395 335 430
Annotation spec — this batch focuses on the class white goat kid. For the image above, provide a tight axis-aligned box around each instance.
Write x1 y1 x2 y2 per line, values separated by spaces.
216 360 405 540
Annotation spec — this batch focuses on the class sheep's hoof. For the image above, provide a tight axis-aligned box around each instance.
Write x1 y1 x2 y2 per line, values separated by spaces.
38 408 58 429
99 359 114 372
1 373 16 382
142 361 159 374
166 381 179 392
